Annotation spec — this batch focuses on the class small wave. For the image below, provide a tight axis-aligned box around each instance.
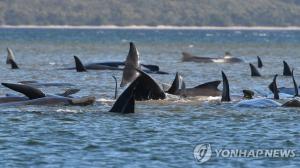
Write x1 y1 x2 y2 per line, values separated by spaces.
97 98 114 102
56 109 79 113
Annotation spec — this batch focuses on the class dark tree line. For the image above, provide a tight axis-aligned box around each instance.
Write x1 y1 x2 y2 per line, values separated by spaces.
1 0 300 26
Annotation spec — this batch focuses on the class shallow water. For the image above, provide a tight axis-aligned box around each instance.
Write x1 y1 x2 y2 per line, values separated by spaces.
0 28 299 167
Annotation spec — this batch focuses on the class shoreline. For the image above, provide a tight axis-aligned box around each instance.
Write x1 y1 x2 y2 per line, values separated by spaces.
1 25 300 30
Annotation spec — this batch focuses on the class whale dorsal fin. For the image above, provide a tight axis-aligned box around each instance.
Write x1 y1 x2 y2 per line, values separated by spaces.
167 72 182 94
221 71 231 102
292 70 299 97
257 56 263 68
74 56 87 72
120 42 141 87
6 48 16 64
10 59 19 69
283 61 292 76
1 83 46 99
250 63 261 77
194 80 221 90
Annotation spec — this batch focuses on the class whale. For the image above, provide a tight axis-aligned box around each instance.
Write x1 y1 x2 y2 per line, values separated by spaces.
6 48 16 64
269 69 299 96
120 42 141 87
283 61 292 76
90 61 160 72
182 52 243 63
6 48 19 69
116 69 166 101
249 63 261 77
63 42 168 75
257 56 263 68
109 69 167 114
166 72 222 97
130 69 166 100
0 83 95 106
71 55 122 71
109 68 171 113
109 77 136 114
9 59 19 69
230 72 300 108
18 81 75 87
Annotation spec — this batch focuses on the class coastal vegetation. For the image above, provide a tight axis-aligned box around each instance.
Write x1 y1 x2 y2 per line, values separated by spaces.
1 0 300 26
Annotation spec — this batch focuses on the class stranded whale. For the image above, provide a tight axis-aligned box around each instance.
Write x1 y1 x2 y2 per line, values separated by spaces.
0 83 95 106
182 52 243 63
166 72 222 97
64 42 168 75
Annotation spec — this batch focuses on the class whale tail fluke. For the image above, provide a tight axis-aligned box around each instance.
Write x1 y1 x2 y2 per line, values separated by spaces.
257 56 263 68
1 83 46 99
109 80 136 114
250 63 261 77
221 71 231 102
74 56 87 72
283 61 292 76
120 42 141 87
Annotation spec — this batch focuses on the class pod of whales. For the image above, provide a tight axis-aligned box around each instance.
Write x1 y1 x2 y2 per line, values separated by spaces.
182 52 243 63
221 70 300 108
3 43 300 113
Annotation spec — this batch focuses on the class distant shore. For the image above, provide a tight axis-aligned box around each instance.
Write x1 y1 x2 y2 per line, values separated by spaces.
1 25 300 30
